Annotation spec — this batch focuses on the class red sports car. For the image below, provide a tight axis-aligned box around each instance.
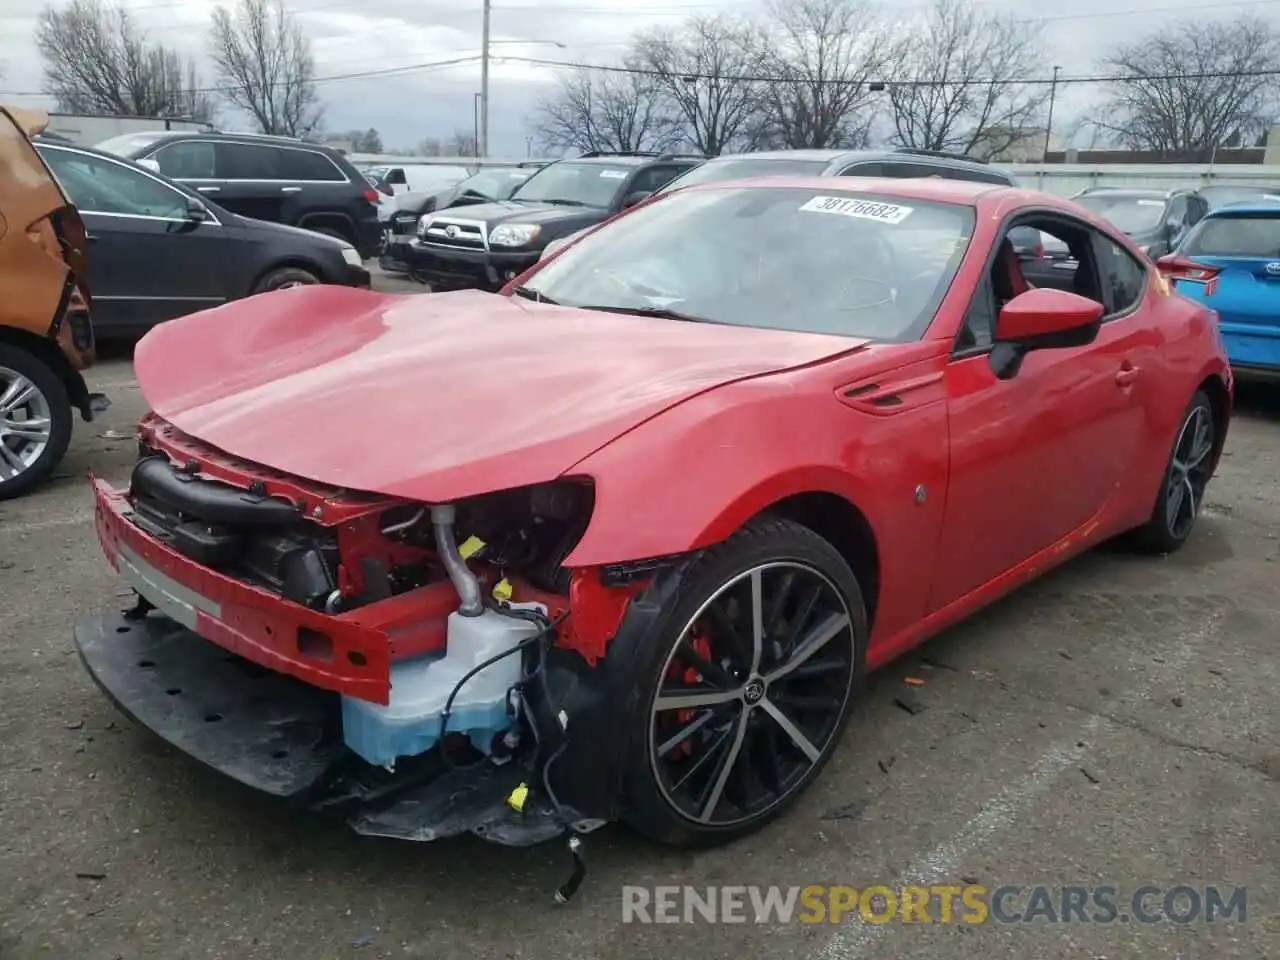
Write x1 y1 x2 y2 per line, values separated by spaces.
74 177 1231 876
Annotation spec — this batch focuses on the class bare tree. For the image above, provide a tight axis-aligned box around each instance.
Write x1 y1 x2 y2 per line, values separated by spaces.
36 0 215 120
886 0 1048 158
756 0 896 149
531 63 681 154
449 129 477 157
1097 15 1280 155
631 14 770 155
209 0 321 136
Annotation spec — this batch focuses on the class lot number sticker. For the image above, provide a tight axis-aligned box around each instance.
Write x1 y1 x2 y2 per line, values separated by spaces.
600 170 627 178
799 196 914 224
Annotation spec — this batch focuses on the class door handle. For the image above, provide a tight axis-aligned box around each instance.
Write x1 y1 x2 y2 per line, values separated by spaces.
196 185 220 193
281 186 303 193
1115 365 1140 387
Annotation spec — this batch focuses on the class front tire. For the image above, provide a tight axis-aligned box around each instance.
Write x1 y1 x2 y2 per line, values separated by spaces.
1126 389 1217 554
0 344 73 501
617 518 868 847
252 267 320 294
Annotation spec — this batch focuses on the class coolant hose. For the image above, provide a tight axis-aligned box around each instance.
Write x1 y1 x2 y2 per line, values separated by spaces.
431 504 484 616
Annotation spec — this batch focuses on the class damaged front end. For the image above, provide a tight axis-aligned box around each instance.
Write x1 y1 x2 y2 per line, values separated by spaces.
74 414 663 889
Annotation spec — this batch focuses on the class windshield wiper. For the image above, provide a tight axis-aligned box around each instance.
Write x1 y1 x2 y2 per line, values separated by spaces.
577 304 715 324
539 198 589 207
510 285 557 305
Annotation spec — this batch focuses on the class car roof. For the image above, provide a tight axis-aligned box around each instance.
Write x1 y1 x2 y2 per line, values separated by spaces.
702 148 998 169
560 155 669 167
1204 203 1280 217
682 175 1016 205
1079 188 1178 198
135 130 340 151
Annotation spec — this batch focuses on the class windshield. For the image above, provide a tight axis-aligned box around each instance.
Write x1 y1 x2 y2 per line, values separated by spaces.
1182 214 1280 258
510 161 632 207
658 157 831 194
1076 194 1167 234
1198 186 1280 210
521 186 974 341
94 131 171 157
457 167 533 201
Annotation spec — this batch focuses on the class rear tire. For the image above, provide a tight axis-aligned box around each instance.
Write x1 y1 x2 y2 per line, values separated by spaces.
252 267 321 294
614 518 868 848
1124 389 1216 554
0 344 73 501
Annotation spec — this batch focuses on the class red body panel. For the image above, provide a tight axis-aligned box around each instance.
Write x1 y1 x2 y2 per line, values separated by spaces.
99 178 1231 694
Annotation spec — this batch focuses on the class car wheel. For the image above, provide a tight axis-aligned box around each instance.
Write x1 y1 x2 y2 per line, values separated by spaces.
616 518 868 847
252 267 321 294
0 344 73 501
1126 389 1217 554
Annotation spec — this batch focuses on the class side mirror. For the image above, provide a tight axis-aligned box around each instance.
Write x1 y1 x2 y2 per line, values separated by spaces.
137 157 161 173
989 288 1103 380
184 196 209 222
622 190 652 208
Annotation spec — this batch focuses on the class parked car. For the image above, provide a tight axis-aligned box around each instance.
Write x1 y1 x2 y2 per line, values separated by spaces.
539 147 1017 261
1072 187 1207 259
93 131 383 260
404 151 704 291
380 162 547 274
0 106 104 500
1196 184 1280 211
34 139 370 338
373 163 477 252
366 162 475 199
1156 203 1280 380
74 178 1230 868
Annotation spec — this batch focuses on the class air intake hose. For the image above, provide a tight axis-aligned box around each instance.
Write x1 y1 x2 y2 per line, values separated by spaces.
431 503 483 616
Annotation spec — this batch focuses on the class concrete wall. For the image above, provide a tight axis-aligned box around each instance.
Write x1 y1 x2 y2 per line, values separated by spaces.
1005 163 1280 197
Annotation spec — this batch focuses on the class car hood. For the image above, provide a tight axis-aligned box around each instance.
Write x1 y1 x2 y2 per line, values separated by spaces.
430 199 604 230
134 287 867 503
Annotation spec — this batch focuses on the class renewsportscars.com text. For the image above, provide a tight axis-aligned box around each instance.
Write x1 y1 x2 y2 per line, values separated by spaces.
621 884 1248 925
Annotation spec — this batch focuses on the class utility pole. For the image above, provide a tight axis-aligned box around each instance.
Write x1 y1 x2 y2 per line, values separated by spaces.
479 0 491 158
1042 65 1061 163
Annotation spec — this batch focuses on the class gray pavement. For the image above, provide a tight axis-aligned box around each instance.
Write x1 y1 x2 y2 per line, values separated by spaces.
0 285 1276 958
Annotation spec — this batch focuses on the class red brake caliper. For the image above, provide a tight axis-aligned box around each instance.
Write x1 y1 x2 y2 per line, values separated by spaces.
665 630 713 759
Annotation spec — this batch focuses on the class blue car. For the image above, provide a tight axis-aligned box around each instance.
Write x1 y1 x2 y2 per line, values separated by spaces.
1159 204 1280 380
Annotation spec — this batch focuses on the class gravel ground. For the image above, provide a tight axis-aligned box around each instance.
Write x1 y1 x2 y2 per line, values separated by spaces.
0 278 1276 959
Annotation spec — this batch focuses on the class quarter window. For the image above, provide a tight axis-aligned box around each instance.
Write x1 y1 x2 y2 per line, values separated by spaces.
39 147 188 219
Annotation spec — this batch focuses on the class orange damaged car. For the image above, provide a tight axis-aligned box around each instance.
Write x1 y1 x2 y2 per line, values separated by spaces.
0 105 106 499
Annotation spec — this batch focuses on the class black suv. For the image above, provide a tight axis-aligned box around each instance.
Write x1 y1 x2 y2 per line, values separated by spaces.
402 151 703 292
94 131 382 260
539 147 1016 260
1071 187 1208 258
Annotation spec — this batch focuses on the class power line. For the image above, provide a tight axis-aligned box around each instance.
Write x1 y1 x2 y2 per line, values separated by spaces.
0 54 483 98
499 55 1280 88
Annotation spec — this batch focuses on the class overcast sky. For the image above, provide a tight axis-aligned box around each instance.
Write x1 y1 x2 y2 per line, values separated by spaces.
0 0 1271 156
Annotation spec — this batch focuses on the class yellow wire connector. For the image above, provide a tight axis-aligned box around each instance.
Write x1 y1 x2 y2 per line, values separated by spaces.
492 578 513 602
507 782 529 812
458 535 486 560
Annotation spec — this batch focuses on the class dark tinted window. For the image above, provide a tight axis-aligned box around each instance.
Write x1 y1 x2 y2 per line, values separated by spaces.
838 161 887 176
629 164 685 195
1183 214 1280 257
152 139 216 178
280 147 345 181
1095 235 1147 312
215 142 284 179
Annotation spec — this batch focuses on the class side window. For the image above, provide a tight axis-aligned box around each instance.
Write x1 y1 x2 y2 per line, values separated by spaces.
215 142 284 180
629 165 683 195
279 147 345 182
151 140 216 179
385 168 407 185
1094 233 1148 314
882 161 933 178
39 148 187 219
838 161 886 177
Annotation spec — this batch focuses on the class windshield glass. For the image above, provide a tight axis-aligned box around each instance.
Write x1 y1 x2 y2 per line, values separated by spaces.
1076 194 1167 234
1182 214 1280 258
522 186 974 341
1198 186 1280 210
458 167 534 200
94 131 172 156
658 157 831 194
510 161 631 206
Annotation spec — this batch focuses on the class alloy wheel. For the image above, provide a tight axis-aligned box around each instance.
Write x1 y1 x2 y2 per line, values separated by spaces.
1166 404 1215 540
648 562 857 827
0 365 53 481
